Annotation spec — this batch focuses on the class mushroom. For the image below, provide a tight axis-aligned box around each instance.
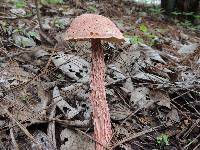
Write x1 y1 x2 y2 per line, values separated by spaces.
65 14 124 150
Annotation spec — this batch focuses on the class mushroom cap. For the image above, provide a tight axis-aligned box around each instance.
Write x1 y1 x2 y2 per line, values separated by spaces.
65 14 124 43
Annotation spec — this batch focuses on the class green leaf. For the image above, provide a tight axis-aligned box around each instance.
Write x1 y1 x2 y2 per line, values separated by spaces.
156 134 170 146
27 31 36 37
54 19 66 29
57 74 64 80
180 20 192 27
129 36 143 44
149 7 164 15
140 24 148 33
20 95 28 102
14 0 26 8
41 0 48 5
50 0 63 4
182 12 194 16
171 11 181 15
41 0 63 5
194 15 200 19
27 31 40 40
14 35 36 47
87 6 97 12
12 28 22 33
162 134 169 145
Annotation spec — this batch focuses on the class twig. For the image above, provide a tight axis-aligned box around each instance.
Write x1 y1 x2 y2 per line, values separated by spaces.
0 95 63 133
10 123 19 150
47 105 57 148
110 108 141 145
34 0 55 45
183 133 200 149
182 119 200 139
0 104 38 145
110 126 161 150
54 118 90 128
193 143 200 150
0 15 33 20
2 46 56 95
75 128 109 150
34 0 43 31
39 30 55 46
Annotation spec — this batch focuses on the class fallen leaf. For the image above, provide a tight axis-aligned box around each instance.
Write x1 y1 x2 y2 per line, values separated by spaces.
52 52 90 83
60 128 94 150
130 87 153 109
110 103 132 121
150 90 171 109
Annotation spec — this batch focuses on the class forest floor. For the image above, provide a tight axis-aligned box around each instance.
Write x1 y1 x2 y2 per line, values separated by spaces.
0 0 200 150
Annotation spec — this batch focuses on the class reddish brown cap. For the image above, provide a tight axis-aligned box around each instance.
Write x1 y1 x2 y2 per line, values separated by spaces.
65 14 124 43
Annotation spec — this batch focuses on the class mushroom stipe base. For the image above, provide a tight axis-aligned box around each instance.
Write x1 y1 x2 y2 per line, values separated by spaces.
90 39 112 150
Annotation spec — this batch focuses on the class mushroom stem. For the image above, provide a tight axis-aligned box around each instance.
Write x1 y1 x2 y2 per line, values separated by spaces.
90 39 112 150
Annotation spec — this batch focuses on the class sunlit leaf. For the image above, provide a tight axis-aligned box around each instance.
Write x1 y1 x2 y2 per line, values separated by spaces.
14 0 26 8
156 134 170 146
129 36 144 44
140 24 148 33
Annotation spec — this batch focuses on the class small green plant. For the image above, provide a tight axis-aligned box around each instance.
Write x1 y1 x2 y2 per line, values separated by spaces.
12 27 24 34
182 12 194 16
171 11 182 16
179 20 192 28
149 7 164 16
20 95 29 102
57 74 65 80
194 14 200 20
187 138 192 143
182 12 194 21
54 19 66 29
27 31 38 38
195 24 200 30
156 134 170 146
27 31 40 40
138 24 158 46
13 0 27 8
139 24 148 33
41 0 63 5
171 11 199 30
129 36 144 44
87 6 97 13
171 11 181 20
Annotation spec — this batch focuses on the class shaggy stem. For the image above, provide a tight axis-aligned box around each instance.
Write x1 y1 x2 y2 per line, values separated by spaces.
90 39 112 150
